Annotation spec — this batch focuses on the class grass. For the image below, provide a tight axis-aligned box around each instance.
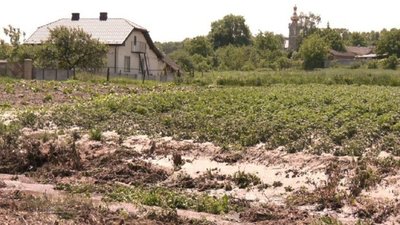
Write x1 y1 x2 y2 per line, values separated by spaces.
187 69 400 87
56 183 235 215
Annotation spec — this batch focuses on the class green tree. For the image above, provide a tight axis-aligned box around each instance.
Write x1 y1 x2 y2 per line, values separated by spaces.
155 41 183 55
184 36 213 57
38 26 108 71
215 45 256 71
209 14 251 49
0 40 11 59
376 28 400 57
349 32 367 47
299 34 329 70
298 12 321 39
2 25 36 62
254 31 284 52
317 28 345 51
3 25 25 47
170 49 194 73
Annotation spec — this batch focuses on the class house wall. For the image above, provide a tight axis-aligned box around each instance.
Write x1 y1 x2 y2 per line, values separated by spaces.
106 30 164 76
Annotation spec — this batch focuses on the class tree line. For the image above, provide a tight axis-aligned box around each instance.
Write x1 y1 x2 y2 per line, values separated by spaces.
0 12 399 72
156 13 400 71
0 26 107 73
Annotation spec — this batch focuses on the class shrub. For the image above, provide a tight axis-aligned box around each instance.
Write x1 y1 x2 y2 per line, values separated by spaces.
299 34 329 70
382 55 398 70
367 60 378 69
232 171 261 188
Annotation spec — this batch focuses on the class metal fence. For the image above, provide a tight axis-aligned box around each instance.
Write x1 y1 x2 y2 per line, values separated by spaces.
32 67 177 82
33 68 73 81
90 67 176 82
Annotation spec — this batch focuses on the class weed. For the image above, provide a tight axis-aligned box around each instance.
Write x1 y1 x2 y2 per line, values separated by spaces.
104 185 234 214
311 216 343 225
43 93 53 103
350 159 381 197
272 181 283 188
19 110 37 127
232 171 261 188
89 128 102 141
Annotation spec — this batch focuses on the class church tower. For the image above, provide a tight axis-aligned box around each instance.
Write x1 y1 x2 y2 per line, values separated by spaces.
288 5 300 51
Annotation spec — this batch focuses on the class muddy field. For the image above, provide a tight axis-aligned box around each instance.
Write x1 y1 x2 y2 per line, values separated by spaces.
1 79 400 224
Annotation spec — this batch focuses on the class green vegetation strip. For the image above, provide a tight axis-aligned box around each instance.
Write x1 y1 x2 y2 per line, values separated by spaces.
188 69 400 87
56 184 233 214
45 84 400 155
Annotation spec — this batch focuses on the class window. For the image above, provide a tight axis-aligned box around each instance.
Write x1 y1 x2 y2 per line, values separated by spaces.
124 56 130 72
134 36 137 46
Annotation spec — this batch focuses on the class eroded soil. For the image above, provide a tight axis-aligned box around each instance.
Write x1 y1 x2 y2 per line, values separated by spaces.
1 126 400 224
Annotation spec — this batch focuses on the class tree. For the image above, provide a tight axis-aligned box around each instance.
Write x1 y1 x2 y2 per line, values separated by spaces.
299 34 329 70
254 31 284 52
349 32 367 47
155 41 183 55
209 14 251 49
3 25 25 47
184 36 213 57
376 28 400 57
38 26 108 71
298 12 321 39
169 49 194 73
316 28 345 51
1 25 35 62
0 40 11 59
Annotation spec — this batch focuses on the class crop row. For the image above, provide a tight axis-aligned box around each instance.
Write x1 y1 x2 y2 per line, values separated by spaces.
32 84 399 156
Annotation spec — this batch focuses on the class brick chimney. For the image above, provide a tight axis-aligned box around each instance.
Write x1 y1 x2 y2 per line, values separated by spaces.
71 13 80 21
100 12 108 21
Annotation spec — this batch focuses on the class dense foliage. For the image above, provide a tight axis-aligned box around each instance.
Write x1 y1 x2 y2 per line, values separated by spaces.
208 14 252 48
299 34 329 70
36 26 108 70
376 28 400 57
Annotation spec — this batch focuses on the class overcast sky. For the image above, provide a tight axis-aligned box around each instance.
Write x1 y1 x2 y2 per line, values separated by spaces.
0 0 399 43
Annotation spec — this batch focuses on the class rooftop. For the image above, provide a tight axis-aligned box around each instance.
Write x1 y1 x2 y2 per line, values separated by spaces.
25 15 146 45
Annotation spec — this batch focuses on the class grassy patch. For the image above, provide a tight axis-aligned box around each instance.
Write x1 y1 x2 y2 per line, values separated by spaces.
104 185 233 214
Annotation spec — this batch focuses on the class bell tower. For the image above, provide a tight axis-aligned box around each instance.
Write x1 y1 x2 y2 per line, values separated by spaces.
288 5 300 51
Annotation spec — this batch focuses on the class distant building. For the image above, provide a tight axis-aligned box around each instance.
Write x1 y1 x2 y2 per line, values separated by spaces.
329 46 376 62
288 5 300 51
25 12 180 78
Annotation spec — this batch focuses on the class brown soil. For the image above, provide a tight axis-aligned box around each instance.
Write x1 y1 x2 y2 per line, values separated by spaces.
1 129 400 224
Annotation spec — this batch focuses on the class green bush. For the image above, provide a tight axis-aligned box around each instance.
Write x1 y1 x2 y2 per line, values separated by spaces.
382 55 398 70
367 60 378 69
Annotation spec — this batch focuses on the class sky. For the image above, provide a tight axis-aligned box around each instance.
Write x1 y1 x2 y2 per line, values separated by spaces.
0 0 399 43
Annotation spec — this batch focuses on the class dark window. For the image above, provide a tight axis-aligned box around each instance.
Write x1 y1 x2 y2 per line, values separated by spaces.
124 56 130 72
134 36 137 45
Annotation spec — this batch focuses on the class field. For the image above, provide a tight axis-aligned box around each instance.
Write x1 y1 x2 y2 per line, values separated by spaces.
1 69 400 224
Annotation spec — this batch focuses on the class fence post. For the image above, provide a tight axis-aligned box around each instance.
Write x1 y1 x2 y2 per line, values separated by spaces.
23 59 33 80
107 67 110 82
55 69 58 80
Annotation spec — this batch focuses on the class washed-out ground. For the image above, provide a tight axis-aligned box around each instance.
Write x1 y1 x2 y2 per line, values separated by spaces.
1 78 400 224
1 124 399 224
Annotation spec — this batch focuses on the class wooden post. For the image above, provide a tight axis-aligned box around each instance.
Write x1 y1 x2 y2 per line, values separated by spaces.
107 67 110 81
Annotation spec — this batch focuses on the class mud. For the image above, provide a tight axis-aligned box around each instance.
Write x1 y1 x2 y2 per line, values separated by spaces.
1 129 400 224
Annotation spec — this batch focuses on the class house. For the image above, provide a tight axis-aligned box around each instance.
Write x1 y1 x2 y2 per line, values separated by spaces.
330 46 375 60
25 12 180 80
